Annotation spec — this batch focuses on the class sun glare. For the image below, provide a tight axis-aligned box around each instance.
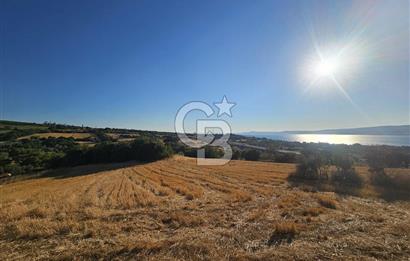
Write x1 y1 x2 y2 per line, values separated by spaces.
314 57 340 78
300 43 368 118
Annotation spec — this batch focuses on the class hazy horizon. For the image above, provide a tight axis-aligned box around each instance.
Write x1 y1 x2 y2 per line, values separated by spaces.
1 0 409 132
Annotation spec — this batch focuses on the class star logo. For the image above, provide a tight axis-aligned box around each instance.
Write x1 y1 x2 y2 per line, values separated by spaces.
214 95 236 117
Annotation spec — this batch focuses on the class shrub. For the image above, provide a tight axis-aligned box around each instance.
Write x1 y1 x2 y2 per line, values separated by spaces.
204 146 224 158
289 155 326 180
331 168 363 187
274 152 298 163
370 169 393 187
242 150 260 161
92 130 113 142
4 163 25 175
131 138 173 162
366 147 410 169
331 155 363 187
231 150 241 160
183 146 224 159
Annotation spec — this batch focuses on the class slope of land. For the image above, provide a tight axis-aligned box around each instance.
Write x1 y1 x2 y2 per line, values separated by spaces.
1 156 409 260
17 132 93 140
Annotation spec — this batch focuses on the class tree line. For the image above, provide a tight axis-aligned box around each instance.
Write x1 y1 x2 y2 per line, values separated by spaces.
0 137 173 175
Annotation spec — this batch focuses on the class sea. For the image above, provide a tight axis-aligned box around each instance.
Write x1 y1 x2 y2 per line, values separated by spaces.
251 133 410 147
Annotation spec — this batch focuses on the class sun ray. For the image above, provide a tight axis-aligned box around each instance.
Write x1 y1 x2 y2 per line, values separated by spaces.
330 75 370 121
302 16 372 123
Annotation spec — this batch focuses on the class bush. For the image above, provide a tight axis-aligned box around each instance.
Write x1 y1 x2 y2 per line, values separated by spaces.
4 163 25 175
92 130 114 142
183 146 224 159
365 149 410 191
366 147 410 169
132 139 173 162
370 169 393 187
331 167 363 187
274 152 298 163
331 155 363 187
289 155 325 180
242 150 260 161
231 150 241 160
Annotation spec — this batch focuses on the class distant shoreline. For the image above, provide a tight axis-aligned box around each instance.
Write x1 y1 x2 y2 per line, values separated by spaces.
242 125 410 136
240 133 410 147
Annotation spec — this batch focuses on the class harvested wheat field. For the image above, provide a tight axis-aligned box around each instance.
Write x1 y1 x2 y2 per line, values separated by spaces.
18 132 93 140
1 156 410 260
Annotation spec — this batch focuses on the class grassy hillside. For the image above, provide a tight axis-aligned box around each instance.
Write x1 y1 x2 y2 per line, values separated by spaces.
1 120 409 180
1 156 409 260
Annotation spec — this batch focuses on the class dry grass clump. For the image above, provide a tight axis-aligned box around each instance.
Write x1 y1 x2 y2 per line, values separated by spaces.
26 206 50 218
167 240 214 260
277 194 301 209
301 207 323 217
106 237 215 261
366 215 385 223
390 223 410 236
230 190 252 202
274 221 298 234
81 207 105 220
116 240 171 257
246 208 267 222
162 211 205 228
0 203 29 221
316 194 337 209
3 218 80 240
268 221 300 245
184 193 194 200
156 186 171 197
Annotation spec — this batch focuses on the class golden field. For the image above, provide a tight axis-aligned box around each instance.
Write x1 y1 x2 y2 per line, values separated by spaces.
1 156 409 260
18 132 93 140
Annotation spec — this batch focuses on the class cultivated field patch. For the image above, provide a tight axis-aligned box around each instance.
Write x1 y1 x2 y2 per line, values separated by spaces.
17 132 93 140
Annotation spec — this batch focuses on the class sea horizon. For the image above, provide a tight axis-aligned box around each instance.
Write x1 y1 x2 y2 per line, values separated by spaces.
243 133 410 147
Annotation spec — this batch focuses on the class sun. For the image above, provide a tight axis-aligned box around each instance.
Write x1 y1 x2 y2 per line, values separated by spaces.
313 56 341 78
301 42 364 93
302 50 348 86
310 56 343 79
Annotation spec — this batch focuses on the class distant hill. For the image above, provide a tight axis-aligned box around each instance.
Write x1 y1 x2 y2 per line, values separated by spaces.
243 125 410 136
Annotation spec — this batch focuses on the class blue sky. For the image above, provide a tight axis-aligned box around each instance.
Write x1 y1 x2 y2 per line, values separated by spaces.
1 0 409 132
